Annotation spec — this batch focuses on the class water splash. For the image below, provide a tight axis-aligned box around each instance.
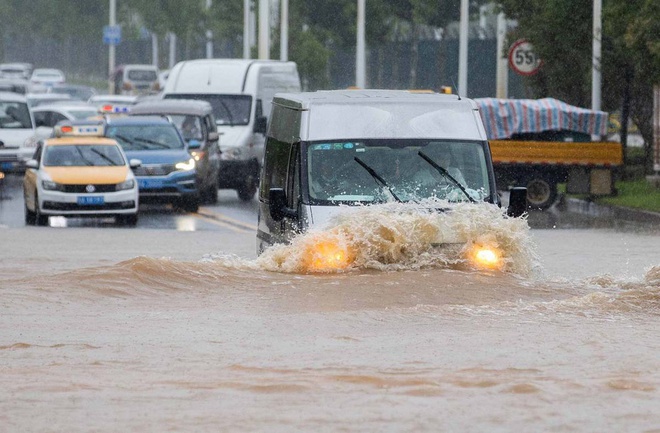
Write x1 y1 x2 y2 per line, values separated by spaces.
255 200 537 275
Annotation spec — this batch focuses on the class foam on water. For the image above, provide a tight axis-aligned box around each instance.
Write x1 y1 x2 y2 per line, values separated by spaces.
254 200 537 275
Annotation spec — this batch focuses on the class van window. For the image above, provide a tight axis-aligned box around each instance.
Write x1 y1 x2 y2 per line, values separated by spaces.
305 139 490 204
260 137 292 200
165 94 252 126
127 70 158 82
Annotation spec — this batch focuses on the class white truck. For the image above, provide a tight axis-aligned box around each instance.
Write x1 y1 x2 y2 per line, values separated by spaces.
162 59 301 201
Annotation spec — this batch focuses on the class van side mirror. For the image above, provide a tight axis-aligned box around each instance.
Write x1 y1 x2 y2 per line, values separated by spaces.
269 188 297 222
208 131 219 142
25 159 39 169
254 116 267 134
507 187 527 217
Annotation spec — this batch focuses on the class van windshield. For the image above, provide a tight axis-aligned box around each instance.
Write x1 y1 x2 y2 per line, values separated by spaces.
306 139 491 204
165 94 251 126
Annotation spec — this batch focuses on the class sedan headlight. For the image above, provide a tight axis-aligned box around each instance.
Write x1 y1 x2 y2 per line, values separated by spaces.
175 158 196 171
42 180 64 191
116 179 135 191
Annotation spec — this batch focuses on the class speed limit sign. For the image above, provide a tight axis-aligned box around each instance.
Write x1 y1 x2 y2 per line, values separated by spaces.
508 39 542 76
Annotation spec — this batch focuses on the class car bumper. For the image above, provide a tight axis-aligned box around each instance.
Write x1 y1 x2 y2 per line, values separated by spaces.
136 170 197 201
0 148 35 172
39 188 138 216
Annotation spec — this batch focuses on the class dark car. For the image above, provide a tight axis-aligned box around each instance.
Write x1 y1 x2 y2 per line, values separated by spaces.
128 99 221 204
103 116 201 212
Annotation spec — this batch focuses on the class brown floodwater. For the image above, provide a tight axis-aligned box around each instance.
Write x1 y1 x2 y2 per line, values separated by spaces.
1 203 659 432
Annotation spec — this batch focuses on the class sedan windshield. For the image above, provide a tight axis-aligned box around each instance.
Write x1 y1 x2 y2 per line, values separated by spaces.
43 145 125 167
106 124 185 150
306 139 491 204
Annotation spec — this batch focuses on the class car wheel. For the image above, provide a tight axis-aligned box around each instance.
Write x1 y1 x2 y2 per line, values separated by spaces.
24 202 36 225
34 193 49 226
200 182 218 204
237 176 258 202
525 176 558 210
117 213 138 226
179 195 199 213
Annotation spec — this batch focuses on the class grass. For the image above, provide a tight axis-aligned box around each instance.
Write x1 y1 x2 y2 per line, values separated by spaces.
596 179 660 213
560 179 660 213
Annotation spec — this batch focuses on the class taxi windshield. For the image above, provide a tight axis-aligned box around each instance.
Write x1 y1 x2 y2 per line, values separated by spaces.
305 139 491 204
106 124 185 150
43 144 125 167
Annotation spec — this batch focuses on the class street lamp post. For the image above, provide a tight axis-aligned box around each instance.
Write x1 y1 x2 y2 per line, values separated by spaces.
108 0 116 94
458 0 468 97
356 0 366 89
592 0 602 111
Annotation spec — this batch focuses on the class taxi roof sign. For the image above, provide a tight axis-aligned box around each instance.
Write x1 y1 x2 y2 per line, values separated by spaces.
100 104 131 114
54 122 105 138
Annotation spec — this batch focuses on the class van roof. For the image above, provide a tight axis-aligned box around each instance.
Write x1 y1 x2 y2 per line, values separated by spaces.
270 90 486 142
166 59 298 94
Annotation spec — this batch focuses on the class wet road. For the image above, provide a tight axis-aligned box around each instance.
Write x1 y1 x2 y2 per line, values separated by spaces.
2 172 660 432
0 172 258 233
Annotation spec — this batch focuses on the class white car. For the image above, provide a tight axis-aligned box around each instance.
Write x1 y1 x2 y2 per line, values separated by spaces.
0 63 33 80
32 103 99 128
23 123 140 226
30 68 66 91
26 92 73 108
0 91 36 172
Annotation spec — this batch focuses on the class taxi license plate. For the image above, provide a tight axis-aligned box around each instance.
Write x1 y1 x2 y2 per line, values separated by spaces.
138 178 162 189
77 196 104 205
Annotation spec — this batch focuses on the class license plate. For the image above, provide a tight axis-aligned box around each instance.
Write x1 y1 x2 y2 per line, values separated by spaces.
1 162 13 170
138 178 162 189
77 196 104 205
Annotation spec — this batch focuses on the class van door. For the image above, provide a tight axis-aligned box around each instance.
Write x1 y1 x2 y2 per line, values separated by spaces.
282 144 303 239
257 137 292 248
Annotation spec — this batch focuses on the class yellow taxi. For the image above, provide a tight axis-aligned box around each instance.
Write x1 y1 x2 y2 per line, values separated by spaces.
23 123 140 226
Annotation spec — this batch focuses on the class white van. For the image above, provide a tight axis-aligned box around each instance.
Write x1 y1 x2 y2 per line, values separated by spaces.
256 89 527 254
162 59 301 201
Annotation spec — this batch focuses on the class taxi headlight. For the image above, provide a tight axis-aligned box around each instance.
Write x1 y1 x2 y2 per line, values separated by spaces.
175 158 196 171
42 180 64 192
116 179 135 191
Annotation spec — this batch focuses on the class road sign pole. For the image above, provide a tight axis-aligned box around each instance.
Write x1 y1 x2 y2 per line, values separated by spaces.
108 0 116 94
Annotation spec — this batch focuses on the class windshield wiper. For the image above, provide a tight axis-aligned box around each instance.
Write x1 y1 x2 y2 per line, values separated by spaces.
90 148 119 166
217 99 235 126
134 137 173 149
353 156 401 202
111 133 148 150
74 146 94 166
417 151 475 203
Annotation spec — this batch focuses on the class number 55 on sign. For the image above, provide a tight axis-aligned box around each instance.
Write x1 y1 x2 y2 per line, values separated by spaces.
508 39 542 76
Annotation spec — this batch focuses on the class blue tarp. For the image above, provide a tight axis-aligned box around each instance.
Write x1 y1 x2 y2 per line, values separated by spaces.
474 98 609 140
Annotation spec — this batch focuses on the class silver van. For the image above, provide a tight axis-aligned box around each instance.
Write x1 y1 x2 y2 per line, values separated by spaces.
256 90 527 254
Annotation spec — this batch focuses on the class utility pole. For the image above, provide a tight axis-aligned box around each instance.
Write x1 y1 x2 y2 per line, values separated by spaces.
495 12 508 99
458 0 468 97
206 0 213 58
243 0 251 59
356 0 366 88
280 0 288 61
108 0 116 94
592 0 602 111
258 0 270 59
168 32 177 69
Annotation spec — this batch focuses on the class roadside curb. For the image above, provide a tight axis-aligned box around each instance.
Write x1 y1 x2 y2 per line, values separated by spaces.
558 196 660 225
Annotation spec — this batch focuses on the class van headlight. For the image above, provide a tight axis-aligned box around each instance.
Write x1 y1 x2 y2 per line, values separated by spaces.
42 180 64 191
116 178 135 191
175 158 196 171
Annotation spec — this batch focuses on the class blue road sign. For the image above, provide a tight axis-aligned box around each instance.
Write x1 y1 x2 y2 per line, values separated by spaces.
103 25 122 45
